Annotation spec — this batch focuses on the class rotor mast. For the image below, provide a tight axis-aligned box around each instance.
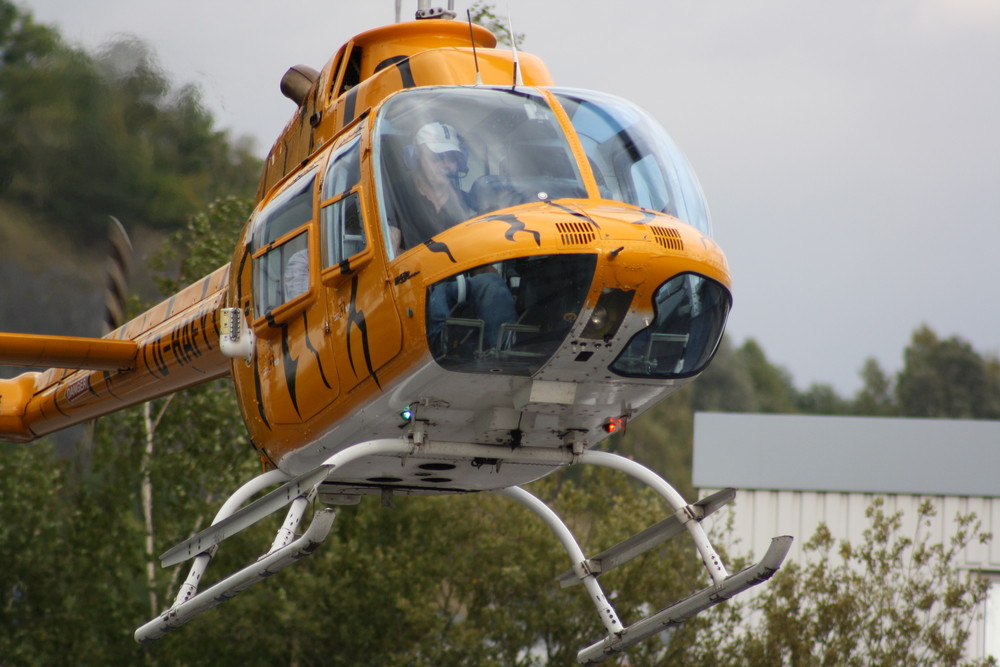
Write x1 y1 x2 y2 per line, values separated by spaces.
415 1 456 20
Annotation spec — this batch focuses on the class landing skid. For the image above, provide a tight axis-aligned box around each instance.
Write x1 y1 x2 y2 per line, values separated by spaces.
135 439 791 663
500 451 791 664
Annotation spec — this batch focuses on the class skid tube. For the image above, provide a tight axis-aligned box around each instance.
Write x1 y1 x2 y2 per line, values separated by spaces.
500 450 792 665
136 438 578 643
135 438 417 642
136 438 789 658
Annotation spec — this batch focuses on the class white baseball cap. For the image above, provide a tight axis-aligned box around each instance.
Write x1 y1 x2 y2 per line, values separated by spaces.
415 122 462 155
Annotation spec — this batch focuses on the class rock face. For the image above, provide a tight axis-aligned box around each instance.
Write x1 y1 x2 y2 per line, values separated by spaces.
0 219 104 380
0 206 167 380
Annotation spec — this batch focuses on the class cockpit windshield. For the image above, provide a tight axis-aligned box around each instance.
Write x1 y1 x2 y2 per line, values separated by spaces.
374 87 586 257
373 86 713 259
552 88 712 235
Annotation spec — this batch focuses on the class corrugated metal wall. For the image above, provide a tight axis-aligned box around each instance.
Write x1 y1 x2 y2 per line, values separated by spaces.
696 489 1000 661
691 413 1000 662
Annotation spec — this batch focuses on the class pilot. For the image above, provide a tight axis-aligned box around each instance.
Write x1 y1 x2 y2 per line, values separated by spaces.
392 122 517 355
392 121 475 252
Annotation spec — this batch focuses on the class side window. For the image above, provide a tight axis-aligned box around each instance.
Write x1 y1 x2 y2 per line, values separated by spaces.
339 47 363 95
321 138 366 269
326 50 345 103
252 170 317 318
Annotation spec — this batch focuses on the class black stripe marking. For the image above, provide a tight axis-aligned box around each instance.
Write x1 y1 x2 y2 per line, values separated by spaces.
102 370 123 400
301 312 332 390
253 352 271 430
484 213 541 246
280 325 301 419
343 88 358 125
397 58 416 88
549 201 601 229
424 239 457 263
346 276 380 389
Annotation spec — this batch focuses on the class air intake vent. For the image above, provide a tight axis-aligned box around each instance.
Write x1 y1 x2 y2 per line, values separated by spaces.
650 226 684 251
556 221 596 245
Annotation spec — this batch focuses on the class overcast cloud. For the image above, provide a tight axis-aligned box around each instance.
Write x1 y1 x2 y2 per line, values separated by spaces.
21 0 1000 395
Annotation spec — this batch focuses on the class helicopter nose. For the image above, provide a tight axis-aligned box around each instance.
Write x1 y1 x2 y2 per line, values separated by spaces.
608 272 731 379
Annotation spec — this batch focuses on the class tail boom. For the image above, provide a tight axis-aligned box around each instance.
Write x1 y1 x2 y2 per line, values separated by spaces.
0 266 233 442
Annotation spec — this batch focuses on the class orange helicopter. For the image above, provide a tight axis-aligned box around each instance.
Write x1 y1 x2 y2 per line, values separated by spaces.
0 4 790 663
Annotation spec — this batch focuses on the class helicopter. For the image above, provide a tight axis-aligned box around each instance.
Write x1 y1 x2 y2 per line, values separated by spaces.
0 3 791 663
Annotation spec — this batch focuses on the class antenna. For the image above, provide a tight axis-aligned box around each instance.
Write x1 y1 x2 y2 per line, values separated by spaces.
467 10 483 85
507 6 523 87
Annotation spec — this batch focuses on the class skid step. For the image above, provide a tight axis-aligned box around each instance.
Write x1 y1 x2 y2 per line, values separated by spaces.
577 535 793 665
159 465 334 567
135 508 337 643
556 488 736 588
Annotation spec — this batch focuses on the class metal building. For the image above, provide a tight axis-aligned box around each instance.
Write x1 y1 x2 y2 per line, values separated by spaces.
693 412 1000 661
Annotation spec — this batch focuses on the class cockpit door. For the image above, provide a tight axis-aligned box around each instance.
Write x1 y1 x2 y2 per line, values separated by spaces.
319 133 402 394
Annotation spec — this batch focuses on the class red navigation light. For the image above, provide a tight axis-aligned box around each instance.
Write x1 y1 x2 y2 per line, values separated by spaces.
603 417 624 434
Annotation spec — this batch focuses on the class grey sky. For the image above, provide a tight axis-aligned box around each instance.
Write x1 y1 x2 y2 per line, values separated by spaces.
22 0 1000 395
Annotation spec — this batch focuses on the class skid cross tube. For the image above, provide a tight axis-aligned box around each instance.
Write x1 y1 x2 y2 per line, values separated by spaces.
159 439 417 568
497 486 624 636
171 468 291 608
555 488 737 588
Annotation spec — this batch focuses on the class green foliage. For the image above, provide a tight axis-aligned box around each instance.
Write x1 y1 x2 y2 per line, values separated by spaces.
0 1 260 244
855 357 896 416
149 194 254 293
854 326 1000 420
469 1 525 47
735 338 799 413
0 447 710 665
0 442 74 662
686 499 995 667
895 325 1000 419
0 1 58 66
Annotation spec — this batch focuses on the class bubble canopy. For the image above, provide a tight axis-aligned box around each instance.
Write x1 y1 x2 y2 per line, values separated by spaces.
373 86 712 256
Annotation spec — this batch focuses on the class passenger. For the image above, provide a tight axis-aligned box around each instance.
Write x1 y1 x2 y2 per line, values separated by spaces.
427 266 519 357
284 248 309 300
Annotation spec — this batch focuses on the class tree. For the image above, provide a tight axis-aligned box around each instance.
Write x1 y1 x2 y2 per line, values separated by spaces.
692 336 759 413
469 1 525 47
0 0 59 191
855 357 896 416
733 338 799 413
0 3 260 243
895 325 1000 419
